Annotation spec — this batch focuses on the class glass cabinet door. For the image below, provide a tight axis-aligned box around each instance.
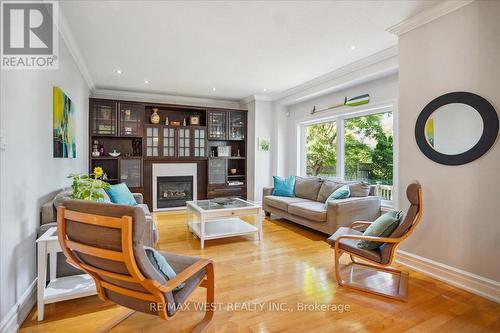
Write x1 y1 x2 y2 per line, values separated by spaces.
228 111 245 140
145 126 159 157
208 111 227 139
208 158 227 184
120 159 142 188
119 103 144 137
178 128 191 157
91 101 117 136
193 128 206 157
162 127 176 157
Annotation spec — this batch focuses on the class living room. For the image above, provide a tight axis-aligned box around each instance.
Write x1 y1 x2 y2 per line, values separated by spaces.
1 1 499 332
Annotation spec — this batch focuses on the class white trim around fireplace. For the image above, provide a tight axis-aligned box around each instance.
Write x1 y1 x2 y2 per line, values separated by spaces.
152 163 197 211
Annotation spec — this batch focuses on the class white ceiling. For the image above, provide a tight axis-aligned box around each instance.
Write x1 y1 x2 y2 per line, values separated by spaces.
60 1 440 100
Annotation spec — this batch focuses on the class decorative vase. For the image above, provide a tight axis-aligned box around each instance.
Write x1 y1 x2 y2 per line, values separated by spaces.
150 108 160 124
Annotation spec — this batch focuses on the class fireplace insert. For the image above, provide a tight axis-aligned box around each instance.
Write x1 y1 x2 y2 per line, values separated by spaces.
157 176 193 208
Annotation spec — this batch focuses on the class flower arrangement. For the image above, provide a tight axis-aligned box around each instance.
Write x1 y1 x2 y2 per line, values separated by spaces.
68 167 110 201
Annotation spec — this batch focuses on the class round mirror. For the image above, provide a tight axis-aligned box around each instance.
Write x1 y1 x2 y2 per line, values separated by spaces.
415 92 499 165
424 103 484 155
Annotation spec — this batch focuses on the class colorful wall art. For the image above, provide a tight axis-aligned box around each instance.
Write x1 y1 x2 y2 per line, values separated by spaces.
53 86 76 158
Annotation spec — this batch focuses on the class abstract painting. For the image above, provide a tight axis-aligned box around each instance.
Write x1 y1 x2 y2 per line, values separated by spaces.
53 86 76 158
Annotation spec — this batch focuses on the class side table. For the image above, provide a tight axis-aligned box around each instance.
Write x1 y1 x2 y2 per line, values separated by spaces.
36 227 96 320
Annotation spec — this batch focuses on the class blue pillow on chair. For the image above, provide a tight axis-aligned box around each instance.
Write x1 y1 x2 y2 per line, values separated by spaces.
106 183 137 206
272 176 296 197
144 247 185 291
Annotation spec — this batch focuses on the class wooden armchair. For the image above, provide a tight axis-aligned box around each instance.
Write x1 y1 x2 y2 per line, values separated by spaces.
327 183 423 301
57 200 214 332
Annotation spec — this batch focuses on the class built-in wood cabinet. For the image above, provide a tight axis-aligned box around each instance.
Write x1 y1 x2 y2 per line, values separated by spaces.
144 125 206 159
119 103 144 137
89 98 247 207
207 110 246 141
91 101 117 136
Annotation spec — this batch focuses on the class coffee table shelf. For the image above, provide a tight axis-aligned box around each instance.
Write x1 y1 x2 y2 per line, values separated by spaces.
186 198 261 248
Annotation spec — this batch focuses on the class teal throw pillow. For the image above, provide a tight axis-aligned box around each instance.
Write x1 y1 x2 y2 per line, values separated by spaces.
272 176 296 197
325 185 350 204
106 183 137 206
357 211 402 250
144 247 184 291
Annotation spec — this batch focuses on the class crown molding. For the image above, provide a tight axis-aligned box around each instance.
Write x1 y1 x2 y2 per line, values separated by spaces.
92 89 243 109
272 45 398 106
387 0 475 36
239 94 273 105
56 4 95 90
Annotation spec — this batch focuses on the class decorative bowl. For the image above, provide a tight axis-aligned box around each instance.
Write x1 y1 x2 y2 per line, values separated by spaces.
108 151 121 157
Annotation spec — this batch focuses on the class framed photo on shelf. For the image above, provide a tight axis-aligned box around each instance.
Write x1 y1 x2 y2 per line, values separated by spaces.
189 115 200 125
217 146 231 157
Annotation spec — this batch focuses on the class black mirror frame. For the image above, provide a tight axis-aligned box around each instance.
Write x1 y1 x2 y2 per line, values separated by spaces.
415 92 499 166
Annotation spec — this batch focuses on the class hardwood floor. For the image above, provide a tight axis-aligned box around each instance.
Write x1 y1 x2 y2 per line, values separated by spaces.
21 212 499 332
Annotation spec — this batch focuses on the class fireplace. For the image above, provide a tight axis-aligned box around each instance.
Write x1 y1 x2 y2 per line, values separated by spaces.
157 176 193 208
152 163 197 211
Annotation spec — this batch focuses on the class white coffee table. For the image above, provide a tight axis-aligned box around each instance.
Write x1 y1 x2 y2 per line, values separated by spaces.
186 198 262 248
36 227 97 321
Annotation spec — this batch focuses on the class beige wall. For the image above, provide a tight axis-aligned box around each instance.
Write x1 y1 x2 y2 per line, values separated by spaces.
398 0 500 281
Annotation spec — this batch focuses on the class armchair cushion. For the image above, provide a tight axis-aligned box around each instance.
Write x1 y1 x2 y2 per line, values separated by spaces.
357 211 402 250
159 252 207 306
327 227 382 263
145 247 184 291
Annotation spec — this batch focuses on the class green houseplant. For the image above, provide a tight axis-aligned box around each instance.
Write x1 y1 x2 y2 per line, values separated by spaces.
68 167 110 201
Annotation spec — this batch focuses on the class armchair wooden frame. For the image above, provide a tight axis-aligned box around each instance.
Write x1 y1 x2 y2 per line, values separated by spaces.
57 206 214 333
332 187 423 301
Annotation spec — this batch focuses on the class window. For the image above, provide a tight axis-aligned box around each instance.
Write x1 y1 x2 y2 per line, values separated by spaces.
301 106 394 205
305 121 337 177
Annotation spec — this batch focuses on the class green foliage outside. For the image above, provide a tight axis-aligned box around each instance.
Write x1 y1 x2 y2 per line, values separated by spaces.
306 113 393 185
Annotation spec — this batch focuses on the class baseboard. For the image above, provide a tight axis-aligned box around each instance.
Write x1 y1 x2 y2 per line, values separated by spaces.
396 250 500 303
0 279 37 333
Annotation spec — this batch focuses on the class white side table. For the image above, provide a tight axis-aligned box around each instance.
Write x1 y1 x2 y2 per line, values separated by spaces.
36 227 96 321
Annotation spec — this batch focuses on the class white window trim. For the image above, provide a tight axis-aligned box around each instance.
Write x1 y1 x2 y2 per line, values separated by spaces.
297 100 398 208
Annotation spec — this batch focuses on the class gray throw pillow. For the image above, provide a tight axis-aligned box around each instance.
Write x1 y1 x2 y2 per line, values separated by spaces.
357 211 402 250
349 182 371 197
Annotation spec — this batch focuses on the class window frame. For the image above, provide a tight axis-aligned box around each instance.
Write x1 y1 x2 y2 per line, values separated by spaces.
298 102 397 208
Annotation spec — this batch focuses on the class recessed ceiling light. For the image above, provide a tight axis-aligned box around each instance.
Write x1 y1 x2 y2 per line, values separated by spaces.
350 45 356 50
212 87 216 92
144 80 150 84
263 88 267 92
115 69 122 74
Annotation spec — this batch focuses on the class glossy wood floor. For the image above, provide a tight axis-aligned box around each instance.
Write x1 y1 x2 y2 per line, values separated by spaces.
21 212 499 332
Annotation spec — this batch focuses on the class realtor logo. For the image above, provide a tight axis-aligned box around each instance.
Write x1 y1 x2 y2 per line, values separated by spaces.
1 1 58 69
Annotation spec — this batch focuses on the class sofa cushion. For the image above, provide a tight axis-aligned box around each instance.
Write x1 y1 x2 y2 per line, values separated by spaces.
294 177 323 201
325 185 350 202
317 180 344 202
349 182 371 197
53 190 73 209
265 196 307 211
272 176 296 197
288 201 327 222
327 227 382 263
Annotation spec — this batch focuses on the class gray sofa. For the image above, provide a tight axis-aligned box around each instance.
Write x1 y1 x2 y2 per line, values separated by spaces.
262 177 381 235
39 189 159 279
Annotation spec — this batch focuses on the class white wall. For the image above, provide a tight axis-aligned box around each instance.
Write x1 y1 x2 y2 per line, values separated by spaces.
0 31 90 329
243 98 273 202
398 0 500 281
283 74 398 176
